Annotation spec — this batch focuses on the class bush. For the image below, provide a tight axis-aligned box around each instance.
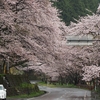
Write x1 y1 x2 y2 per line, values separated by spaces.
20 82 38 89
17 83 39 95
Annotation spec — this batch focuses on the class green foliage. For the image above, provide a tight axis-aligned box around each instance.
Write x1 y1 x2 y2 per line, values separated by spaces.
18 82 39 94
51 0 99 25
0 74 5 77
8 90 45 98
20 82 35 88
38 81 78 88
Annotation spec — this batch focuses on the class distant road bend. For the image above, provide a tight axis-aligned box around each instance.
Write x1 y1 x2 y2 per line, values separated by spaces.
27 86 91 100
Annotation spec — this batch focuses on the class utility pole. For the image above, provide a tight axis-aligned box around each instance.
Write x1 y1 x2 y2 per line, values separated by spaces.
95 32 100 91
7 56 9 74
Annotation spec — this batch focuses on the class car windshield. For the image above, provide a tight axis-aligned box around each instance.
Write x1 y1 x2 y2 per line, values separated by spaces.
0 86 3 90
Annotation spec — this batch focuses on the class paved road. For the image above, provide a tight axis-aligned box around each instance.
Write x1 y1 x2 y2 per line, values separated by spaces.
7 85 91 100
26 86 91 100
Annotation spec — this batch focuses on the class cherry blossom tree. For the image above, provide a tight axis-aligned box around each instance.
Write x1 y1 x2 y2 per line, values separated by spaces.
82 65 100 90
82 65 100 82
96 4 100 14
0 0 100 86
0 0 68 74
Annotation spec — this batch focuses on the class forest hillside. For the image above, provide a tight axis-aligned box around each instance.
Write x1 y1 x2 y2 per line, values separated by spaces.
52 0 100 25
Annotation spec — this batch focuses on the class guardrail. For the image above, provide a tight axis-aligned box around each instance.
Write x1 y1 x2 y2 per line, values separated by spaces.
77 84 94 90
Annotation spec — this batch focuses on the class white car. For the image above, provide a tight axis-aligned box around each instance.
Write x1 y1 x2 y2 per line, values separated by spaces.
0 85 6 100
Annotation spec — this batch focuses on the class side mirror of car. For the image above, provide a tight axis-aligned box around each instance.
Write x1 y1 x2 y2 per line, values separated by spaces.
4 89 6 91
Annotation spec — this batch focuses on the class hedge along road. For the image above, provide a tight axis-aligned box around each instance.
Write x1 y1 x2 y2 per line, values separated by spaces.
26 86 91 100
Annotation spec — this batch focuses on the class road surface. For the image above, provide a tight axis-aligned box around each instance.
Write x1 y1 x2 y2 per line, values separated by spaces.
7 86 91 100
26 86 91 100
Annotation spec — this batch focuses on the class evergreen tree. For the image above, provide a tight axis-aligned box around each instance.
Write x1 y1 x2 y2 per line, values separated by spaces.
51 0 99 25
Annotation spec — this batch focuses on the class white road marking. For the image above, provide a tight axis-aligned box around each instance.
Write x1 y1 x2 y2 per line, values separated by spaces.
84 92 87 100
40 91 51 97
27 98 34 100
55 91 70 100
